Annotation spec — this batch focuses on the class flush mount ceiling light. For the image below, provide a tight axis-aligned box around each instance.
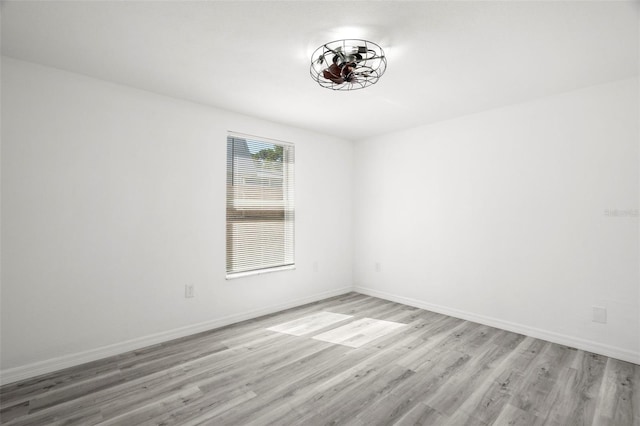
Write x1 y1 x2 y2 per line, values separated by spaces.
310 39 387 90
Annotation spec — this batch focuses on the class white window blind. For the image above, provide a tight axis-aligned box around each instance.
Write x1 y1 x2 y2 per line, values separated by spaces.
226 134 295 277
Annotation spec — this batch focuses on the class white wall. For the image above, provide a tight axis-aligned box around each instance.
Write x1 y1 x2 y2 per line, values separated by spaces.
353 78 640 363
0 57 353 380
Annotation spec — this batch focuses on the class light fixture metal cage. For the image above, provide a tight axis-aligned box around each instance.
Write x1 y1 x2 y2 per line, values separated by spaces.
310 39 387 91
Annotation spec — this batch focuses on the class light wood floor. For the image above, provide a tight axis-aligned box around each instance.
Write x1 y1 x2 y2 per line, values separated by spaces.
1 293 638 425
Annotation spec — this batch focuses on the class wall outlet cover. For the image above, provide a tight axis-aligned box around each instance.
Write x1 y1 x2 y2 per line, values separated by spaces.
185 285 195 298
592 306 607 324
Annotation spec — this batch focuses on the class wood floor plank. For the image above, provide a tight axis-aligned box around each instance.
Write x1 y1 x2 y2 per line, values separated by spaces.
508 342 580 419
216 337 416 425
492 403 540 425
592 358 637 426
424 331 527 417
393 402 448 426
95 387 202 426
232 326 431 424
1 292 637 426
284 363 411 425
312 317 406 348
27 370 125 412
395 320 479 371
359 349 474 424
178 390 257 426
0 360 122 410
312 365 417 425
266 311 353 336
539 351 607 426
445 336 544 425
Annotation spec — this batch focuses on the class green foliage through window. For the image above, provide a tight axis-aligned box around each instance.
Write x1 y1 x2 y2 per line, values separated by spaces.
251 145 283 162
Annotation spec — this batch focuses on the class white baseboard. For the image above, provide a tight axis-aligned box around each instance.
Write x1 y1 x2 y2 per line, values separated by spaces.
0 286 353 385
354 286 640 365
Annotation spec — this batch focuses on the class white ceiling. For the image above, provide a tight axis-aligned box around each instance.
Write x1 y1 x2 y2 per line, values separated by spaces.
2 1 638 141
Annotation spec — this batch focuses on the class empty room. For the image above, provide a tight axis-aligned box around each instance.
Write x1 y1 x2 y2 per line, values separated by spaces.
1 1 639 425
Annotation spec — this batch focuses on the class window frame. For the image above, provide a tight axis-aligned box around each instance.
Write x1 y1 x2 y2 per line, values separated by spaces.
225 132 295 279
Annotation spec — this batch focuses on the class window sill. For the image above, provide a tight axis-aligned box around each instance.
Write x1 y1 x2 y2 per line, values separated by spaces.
226 265 296 280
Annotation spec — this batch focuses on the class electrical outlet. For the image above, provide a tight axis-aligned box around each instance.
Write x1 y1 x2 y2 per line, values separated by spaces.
313 261 319 272
375 262 381 272
185 284 195 299
592 306 607 324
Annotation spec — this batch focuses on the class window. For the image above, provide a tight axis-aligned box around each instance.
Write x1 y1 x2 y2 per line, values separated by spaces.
226 133 295 277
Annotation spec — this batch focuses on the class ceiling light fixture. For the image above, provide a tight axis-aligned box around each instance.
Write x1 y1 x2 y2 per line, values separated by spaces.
310 39 387 91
